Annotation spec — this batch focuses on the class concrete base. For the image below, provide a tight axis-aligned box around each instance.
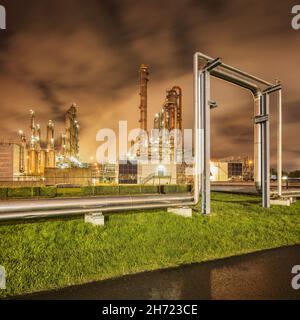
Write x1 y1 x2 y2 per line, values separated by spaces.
167 207 193 218
270 198 291 206
85 212 105 226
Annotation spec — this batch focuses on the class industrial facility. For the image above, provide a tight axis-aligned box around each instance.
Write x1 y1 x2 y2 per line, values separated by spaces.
0 104 82 184
117 64 186 185
18 103 81 176
0 64 255 187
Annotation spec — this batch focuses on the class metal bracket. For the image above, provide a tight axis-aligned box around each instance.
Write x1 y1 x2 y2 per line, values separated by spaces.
209 100 218 109
204 58 222 72
263 84 282 94
254 114 269 124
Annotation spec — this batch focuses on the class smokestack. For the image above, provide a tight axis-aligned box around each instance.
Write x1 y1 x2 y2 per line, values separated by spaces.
139 64 149 132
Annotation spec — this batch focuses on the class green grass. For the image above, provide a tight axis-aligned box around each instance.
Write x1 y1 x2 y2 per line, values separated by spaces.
0 193 299 298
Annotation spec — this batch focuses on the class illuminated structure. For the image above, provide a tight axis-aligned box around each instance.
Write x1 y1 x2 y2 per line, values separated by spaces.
139 64 149 133
129 65 185 185
17 104 81 175
63 103 80 160
18 110 56 175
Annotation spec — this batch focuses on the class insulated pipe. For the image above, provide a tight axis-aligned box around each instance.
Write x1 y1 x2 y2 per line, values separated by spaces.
194 52 276 211
254 92 262 191
193 53 200 206
0 194 194 214
0 201 196 222
196 52 273 87
277 89 282 197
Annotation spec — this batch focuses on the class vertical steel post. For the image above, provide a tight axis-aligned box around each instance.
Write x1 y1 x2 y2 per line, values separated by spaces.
193 54 200 206
277 89 282 197
261 93 270 208
254 93 262 191
200 71 211 214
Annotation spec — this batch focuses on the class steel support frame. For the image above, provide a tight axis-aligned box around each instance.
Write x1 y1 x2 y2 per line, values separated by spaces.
260 93 270 208
199 70 211 214
195 52 279 214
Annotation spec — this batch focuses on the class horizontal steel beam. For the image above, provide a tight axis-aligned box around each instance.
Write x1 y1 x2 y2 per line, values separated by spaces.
254 115 269 124
204 57 222 72
263 84 282 94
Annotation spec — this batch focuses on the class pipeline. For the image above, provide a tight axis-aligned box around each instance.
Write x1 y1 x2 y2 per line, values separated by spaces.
0 58 205 223
0 194 195 222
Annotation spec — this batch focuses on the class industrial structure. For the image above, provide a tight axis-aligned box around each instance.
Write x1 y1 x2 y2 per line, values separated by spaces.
0 141 21 182
14 104 81 177
194 52 283 214
117 65 185 185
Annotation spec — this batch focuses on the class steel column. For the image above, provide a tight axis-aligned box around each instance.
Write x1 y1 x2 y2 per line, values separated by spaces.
254 93 262 191
199 71 211 214
194 54 201 205
261 93 270 208
277 89 282 197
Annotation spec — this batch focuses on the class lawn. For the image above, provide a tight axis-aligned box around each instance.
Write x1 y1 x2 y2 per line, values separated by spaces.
0 193 299 298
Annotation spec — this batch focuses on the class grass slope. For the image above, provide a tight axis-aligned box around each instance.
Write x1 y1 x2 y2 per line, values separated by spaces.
0 193 299 298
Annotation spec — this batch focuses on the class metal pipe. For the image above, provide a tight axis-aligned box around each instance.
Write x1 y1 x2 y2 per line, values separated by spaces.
196 52 273 87
0 194 193 214
277 89 282 197
194 52 275 211
0 201 196 222
199 71 211 214
210 69 260 94
254 92 262 191
193 53 200 206
261 93 271 208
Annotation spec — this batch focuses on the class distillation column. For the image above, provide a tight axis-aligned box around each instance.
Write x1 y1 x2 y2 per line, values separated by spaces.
64 103 80 160
139 64 149 133
46 120 56 168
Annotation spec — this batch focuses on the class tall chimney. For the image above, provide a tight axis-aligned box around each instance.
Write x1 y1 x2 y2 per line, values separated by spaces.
139 64 149 132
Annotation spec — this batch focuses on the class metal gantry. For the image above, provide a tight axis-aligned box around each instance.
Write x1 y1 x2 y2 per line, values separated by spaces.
194 52 282 214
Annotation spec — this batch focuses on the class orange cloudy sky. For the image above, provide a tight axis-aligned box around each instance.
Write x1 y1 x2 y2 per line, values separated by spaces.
0 0 299 170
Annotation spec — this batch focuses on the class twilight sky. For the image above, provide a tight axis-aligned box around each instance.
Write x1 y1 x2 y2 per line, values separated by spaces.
0 0 299 170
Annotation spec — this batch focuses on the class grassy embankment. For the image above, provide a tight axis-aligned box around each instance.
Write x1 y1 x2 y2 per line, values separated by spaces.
0 192 299 298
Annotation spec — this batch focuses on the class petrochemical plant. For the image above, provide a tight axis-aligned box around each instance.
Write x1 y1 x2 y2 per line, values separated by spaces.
17 103 81 176
0 64 253 186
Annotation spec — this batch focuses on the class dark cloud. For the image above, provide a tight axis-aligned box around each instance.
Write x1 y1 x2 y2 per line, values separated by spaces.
0 0 299 170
